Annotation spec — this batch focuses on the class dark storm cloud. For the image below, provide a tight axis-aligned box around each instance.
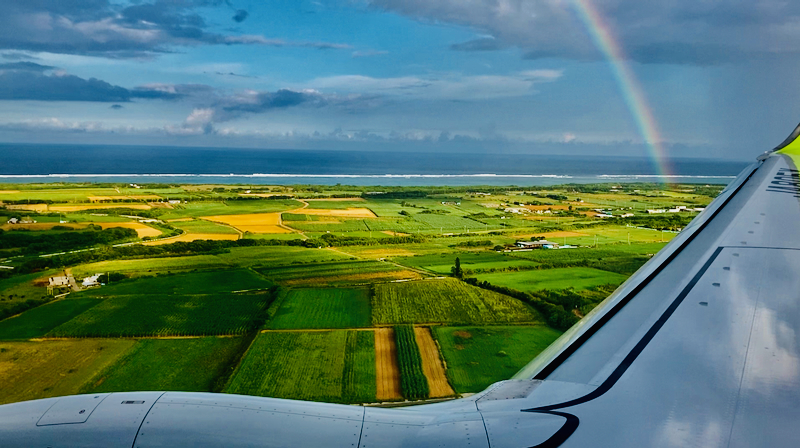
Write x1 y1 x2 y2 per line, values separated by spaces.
218 89 324 116
0 0 347 58
368 0 800 65
0 64 198 102
110 104 124 110
450 38 507 52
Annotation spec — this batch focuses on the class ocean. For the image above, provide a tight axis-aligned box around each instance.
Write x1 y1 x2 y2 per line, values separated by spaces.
0 143 750 186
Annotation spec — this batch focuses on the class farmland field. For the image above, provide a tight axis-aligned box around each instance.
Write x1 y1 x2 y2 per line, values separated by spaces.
83 337 248 393
256 260 420 286
70 255 229 278
143 233 240 245
433 326 562 393
475 267 627 291
268 287 371 329
48 292 273 337
372 278 540 325
374 327 402 401
201 213 292 234
83 269 273 296
394 325 429 400
158 200 302 220
226 330 355 403
395 252 539 275
97 222 162 238
342 330 377 403
414 326 454 398
0 298 102 339
0 339 135 404
171 219 241 234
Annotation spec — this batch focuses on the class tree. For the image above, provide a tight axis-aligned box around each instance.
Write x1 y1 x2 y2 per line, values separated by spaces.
451 257 463 278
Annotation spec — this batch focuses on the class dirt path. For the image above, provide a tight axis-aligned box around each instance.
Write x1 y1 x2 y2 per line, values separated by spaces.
374 328 402 401
414 327 455 398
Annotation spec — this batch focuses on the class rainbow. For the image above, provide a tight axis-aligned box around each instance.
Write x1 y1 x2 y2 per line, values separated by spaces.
572 0 674 180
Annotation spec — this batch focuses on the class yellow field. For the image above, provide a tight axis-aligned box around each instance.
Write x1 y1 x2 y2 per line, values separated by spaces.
0 190 20 194
49 204 152 212
381 231 410 237
0 223 86 231
354 248 417 258
306 197 365 202
238 193 290 198
302 208 377 218
166 218 194 222
142 233 239 245
200 213 293 234
88 195 161 202
5 204 48 212
98 222 162 238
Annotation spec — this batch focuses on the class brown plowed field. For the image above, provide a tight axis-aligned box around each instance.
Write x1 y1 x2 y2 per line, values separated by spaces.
374 328 402 401
414 327 455 398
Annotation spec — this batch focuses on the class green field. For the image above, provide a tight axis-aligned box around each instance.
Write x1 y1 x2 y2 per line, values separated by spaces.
476 267 627 291
268 287 371 329
83 337 248 393
394 325 429 400
341 330 377 403
371 278 540 325
48 292 272 337
84 269 273 296
71 255 229 278
171 220 240 234
0 339 135 404
395 252 539 275
157 200 302 219
255 260 416 285
214 246 352 267
433 326 562 393
0 298 102 339
226 330 375 403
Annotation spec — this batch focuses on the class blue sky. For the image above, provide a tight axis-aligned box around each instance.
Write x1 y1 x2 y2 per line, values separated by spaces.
1 0 799 160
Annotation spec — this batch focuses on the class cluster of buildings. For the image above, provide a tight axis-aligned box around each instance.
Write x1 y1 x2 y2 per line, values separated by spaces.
6 217 36 225
47 273 104 295
646 206 705 214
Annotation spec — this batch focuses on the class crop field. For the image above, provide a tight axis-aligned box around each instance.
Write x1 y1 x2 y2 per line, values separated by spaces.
476 267 628 292
225 330 351 402
49 204 153 212
143 233 240 245
414 327 454 398
394 325 429 400
268 287 371 329
300 208 377 218
0 222 88 231
0 298 102 340
341 330 377 403
0 187 180 202
372 278 540 325
48 292 271 337
304 200 371 210
214 246 352 267
0 339 135 404
410 214 488 231
374 327 402 401
84 337 247 393
85 269 272 296
97 222 162 238
157 200 302 220
171 220 240 234
200 213 292 234
256 260 420 286
395 252 539 275
433 326 562 393
286 219 369 233
70 255 229 278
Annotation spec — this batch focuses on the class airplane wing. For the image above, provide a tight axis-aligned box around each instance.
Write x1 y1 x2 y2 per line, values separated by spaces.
3 125 800 447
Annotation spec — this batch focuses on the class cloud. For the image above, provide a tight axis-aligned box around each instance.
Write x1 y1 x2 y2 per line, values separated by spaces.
110 104 124 110
304 70 563 100
352 50 389 58
0 1 349 58
1 51 39 61
367 0 800 65
232 10 249 23
0 63 200 102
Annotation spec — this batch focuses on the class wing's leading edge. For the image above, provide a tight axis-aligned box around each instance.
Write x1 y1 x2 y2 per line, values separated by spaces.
3 125 800 447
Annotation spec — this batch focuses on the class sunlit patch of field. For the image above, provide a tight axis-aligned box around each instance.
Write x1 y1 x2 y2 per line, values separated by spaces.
355 248 417 258
301 208 377 218
88 195 161 201
282 270 421 286
0 223 86 231
381 231 410 237
0 190 20 194
97 222 162 238
0 340 135 404
201 213 292 234
166 218 194 222
5 204 49 212
238 193 293 198
49 204 152 212
524 205 571 211
142 233 239 245
306 197 365 202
